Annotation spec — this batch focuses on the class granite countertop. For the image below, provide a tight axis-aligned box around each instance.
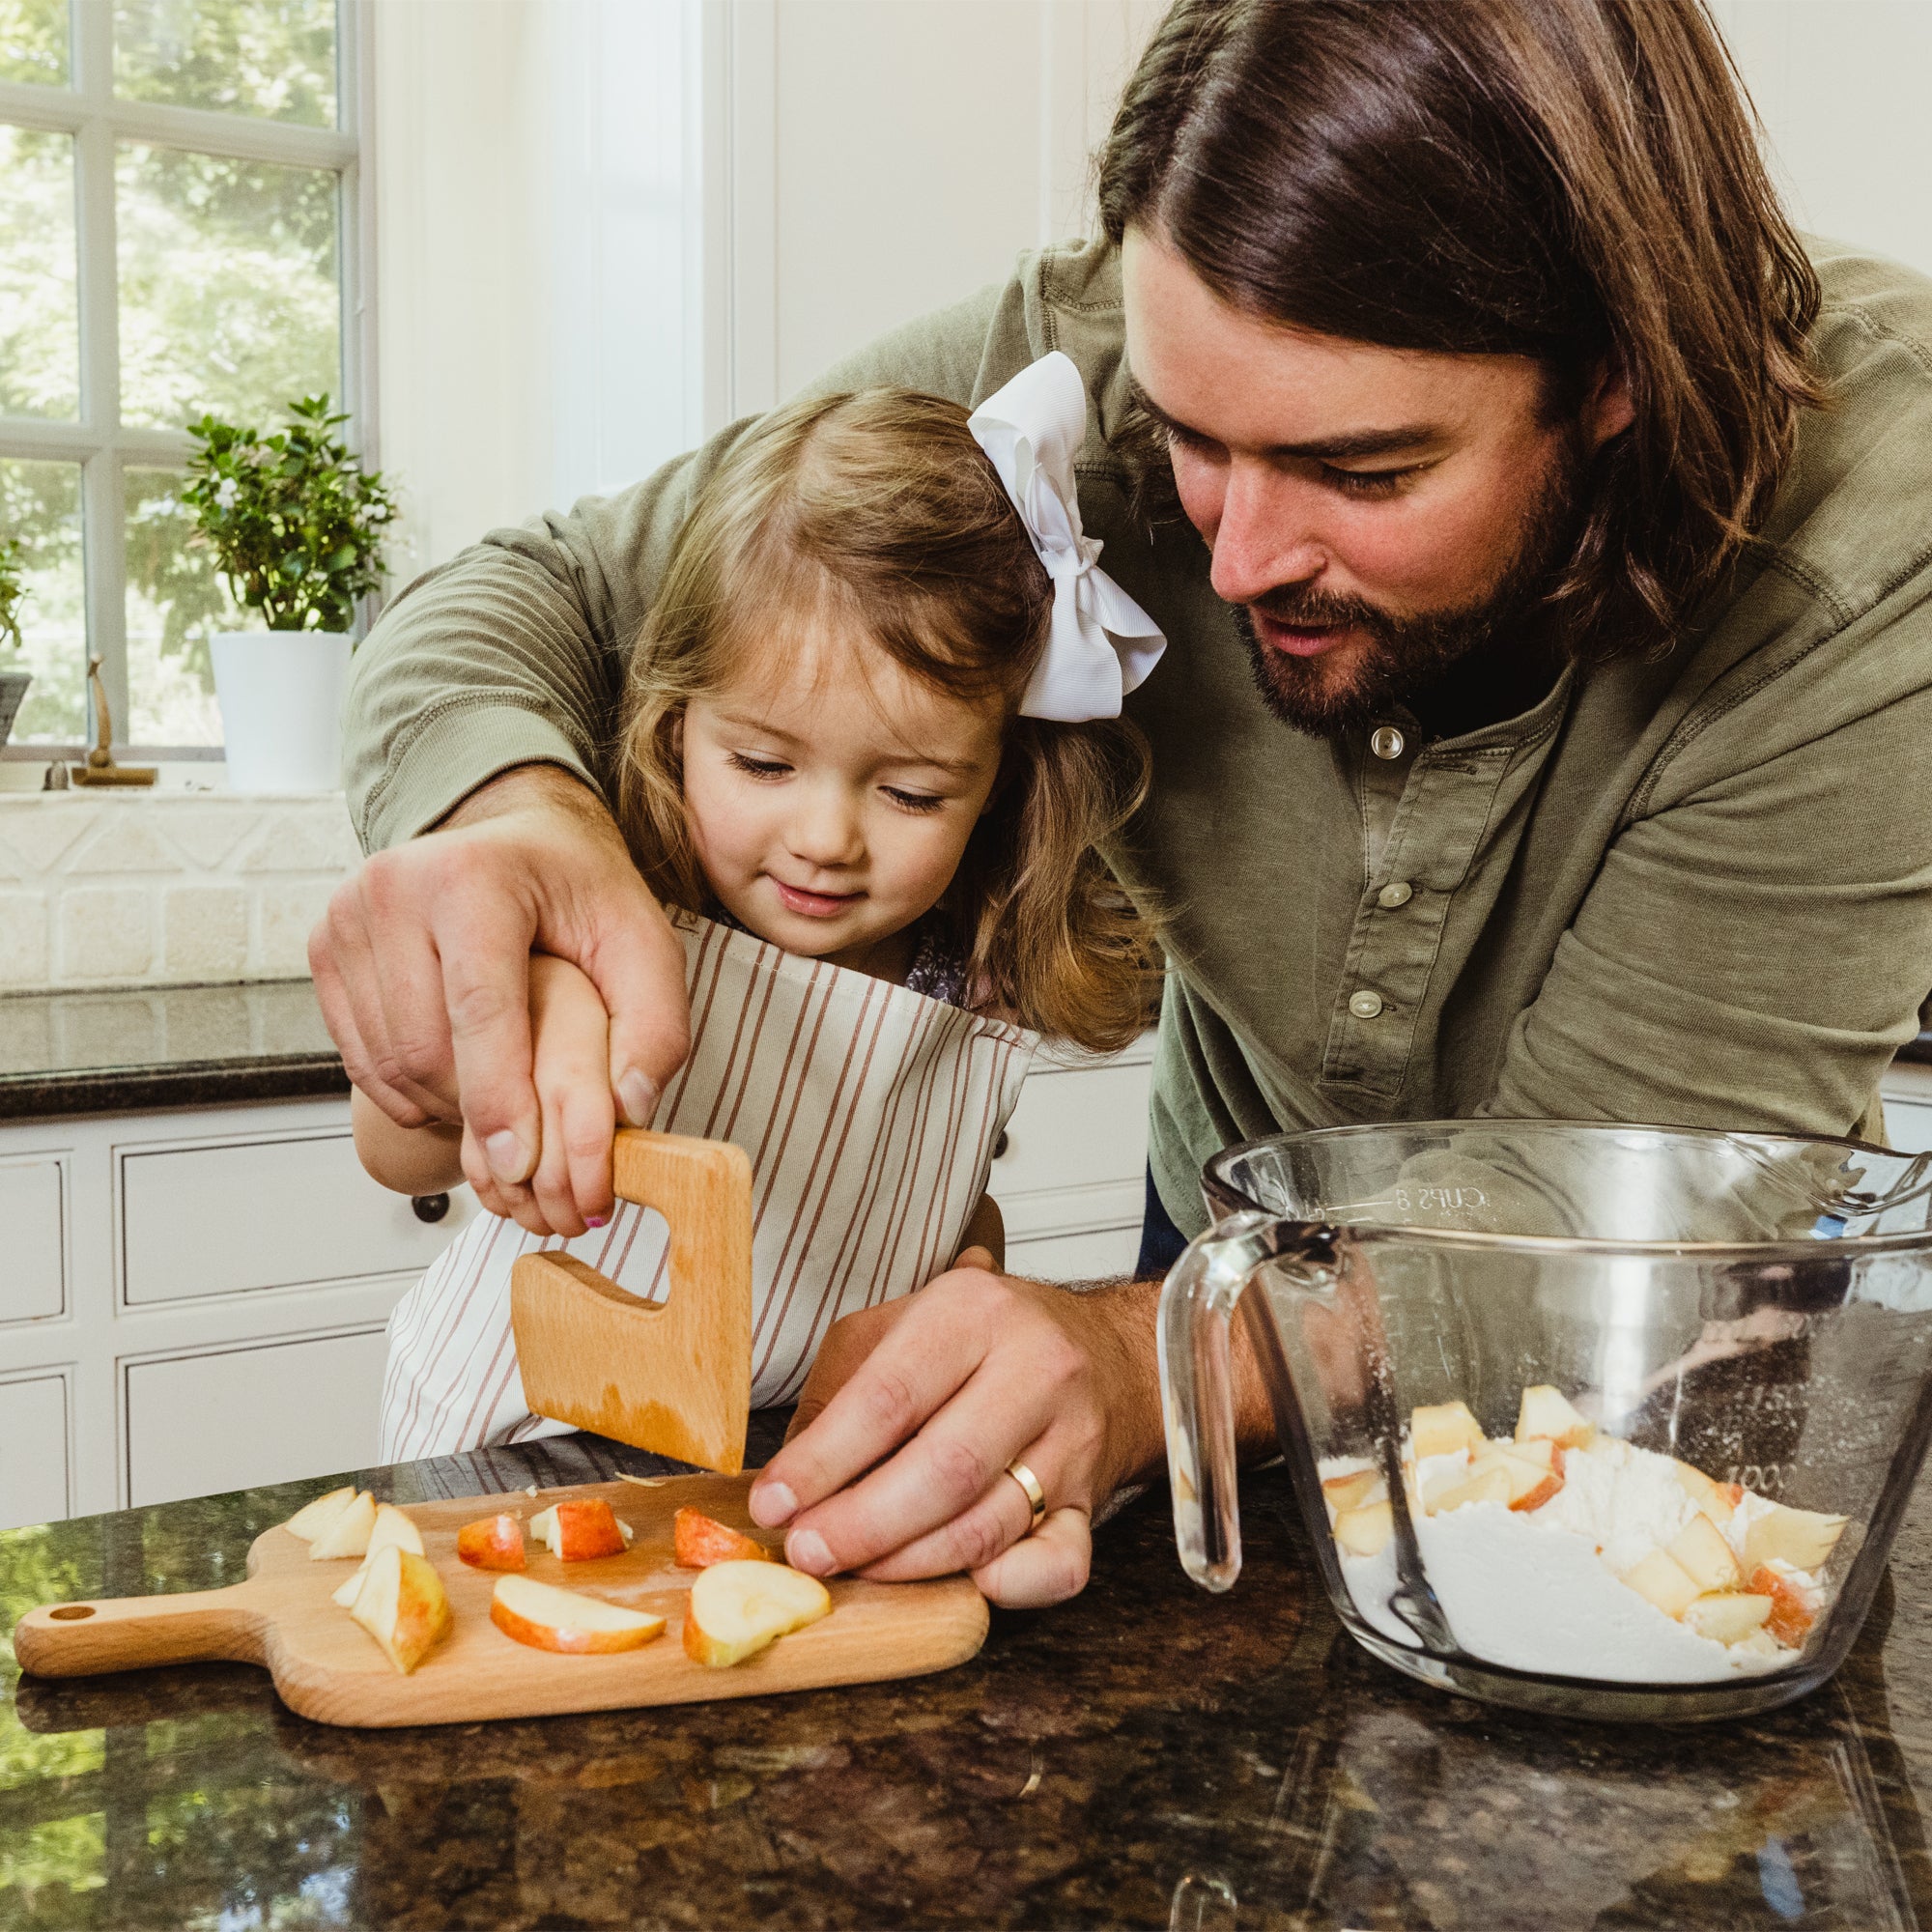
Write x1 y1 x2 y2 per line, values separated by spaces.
4 1412 1931 1930
0 979 347 1118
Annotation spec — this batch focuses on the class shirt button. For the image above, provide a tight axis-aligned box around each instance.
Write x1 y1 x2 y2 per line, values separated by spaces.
1369 725 1406 760
1378 881 1414 909
1348 989 1385 1020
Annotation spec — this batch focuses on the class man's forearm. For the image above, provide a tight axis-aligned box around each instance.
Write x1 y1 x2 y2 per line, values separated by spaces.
437 759 617 836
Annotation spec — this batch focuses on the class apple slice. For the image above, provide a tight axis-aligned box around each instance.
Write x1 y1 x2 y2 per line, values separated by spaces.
330 1503 427 1607
1742 1502 1848 1576
457 1513 527 1571
1333 1497 1393 1558
1514 1385 1595 1450
490 1573 666 1654
347 1544 452 1675
1499 1436 1559 1474
682 1559 832 1667
1682 1591 1774 1645
1321 1467 1385 1515
284 1485 358 1543
1485 1443 1566 1512
1425 1463 1513 1516
529 1499 634 1561
673 1507 770 1569
1670 1460 1743 1524
1748 1563 1821 1646
1622 1547 1701 1620
1410 1401 1485 1461
1666 1513 1742 1594
307 1490 378 1560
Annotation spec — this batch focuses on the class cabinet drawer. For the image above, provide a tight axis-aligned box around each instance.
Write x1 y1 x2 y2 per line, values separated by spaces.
125 1327 389 1507
0 1154 65 1323
119 1131 474 1305
1007 1224 1142 1284
0 1372 71 1530
992 1057 1153 1201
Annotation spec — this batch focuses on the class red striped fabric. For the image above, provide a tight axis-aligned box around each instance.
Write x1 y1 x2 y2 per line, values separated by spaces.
380 917 1037 1460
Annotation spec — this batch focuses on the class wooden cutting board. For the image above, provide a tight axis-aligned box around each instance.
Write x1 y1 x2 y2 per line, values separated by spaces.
11 1474 989 1729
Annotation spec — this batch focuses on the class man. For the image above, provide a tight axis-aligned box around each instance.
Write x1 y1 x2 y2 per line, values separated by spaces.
316 0 1932 1607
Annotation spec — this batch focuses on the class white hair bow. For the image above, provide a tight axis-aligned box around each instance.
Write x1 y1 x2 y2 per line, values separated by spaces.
968 351 1166 722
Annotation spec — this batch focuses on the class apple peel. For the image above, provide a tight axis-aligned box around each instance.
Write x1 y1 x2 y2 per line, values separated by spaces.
490 1573 666 1655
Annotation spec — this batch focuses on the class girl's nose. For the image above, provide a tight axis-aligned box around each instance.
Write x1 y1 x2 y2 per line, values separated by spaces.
784 784 866 870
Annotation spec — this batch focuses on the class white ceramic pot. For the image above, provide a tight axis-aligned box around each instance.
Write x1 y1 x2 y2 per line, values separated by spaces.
210 630 353 794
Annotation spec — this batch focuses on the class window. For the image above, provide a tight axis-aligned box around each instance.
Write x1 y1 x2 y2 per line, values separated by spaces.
0 0 365 755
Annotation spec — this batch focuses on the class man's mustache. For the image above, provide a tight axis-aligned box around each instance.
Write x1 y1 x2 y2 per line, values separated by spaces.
1245 585 1392 636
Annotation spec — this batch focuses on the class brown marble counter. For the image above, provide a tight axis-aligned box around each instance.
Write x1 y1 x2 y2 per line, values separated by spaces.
4 1411 1931 1929
0 979 346 1118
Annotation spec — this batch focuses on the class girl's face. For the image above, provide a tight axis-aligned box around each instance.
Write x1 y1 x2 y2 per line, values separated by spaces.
681 624 1007 978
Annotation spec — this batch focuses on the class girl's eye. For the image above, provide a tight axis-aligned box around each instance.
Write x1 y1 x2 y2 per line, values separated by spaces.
883 787 945 814
1321 465 1418 498
727 753 791 780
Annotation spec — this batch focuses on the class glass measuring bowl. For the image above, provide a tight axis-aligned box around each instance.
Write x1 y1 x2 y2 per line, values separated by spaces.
1156 1120 1932 1720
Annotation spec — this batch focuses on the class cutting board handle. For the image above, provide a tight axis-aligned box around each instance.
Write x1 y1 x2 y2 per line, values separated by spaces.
511 1127 753 1475
14 1581 269 1679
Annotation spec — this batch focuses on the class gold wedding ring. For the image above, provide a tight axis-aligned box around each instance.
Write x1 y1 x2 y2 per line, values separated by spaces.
1005 1458 1048 1533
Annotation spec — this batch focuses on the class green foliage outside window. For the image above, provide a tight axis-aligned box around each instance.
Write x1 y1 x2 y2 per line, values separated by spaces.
0 535 24 653
180 393 397 636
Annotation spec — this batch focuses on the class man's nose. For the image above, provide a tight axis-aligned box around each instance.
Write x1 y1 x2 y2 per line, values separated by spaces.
1208 463 1329 607
786 783 866 869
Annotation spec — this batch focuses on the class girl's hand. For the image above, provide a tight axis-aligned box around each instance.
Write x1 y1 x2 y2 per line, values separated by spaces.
752 1266 1168 1608
462 955 618 1236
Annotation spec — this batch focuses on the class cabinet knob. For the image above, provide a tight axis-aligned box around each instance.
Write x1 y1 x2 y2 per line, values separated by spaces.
412 1192 451 1224
992 1131 1010 1160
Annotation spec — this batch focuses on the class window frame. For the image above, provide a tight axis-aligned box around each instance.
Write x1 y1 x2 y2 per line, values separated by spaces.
0 0 375 760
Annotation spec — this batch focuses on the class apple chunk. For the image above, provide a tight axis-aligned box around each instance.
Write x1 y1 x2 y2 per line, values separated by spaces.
1748 1563 1821 1646
1622 1547 1701 1620
1666 1513 1742 1594
347 1544 452 1675
490 1574 666 1654
683 1560 832 1667
1424 1463 1513 1516
1469 1443 1566 1512
330 1503 427 1607
284 1486 358 1543
1514 1385 1595 1450
307 1490 378 1560
457 1513 527 1572
673 1507 770 1569
1670 1460 1742 1525
1333 1498 1393 1558
1742 1502 1848 1576
1683 1592 1774 1646
1410 1401 1486 1461
529 1499 633 1561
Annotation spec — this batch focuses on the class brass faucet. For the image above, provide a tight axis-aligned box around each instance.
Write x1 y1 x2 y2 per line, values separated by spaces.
70 656 156 787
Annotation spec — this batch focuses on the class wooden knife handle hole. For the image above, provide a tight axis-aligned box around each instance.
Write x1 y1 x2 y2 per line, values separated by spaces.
48 1605 95 1620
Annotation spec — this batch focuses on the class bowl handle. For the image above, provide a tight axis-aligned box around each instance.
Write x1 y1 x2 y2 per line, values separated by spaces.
1156 1211 1296 1592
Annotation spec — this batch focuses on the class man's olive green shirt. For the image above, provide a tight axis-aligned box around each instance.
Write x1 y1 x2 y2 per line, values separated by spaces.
346 239 1932 1238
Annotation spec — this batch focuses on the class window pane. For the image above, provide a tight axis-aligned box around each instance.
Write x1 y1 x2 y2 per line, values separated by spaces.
125 468 230 745
114 0 337 127
0 127 79 420
1 460 86 744
0 0 70 87
116 143 339 432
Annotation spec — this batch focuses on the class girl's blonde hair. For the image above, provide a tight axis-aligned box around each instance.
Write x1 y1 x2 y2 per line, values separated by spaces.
615 386 1156 1054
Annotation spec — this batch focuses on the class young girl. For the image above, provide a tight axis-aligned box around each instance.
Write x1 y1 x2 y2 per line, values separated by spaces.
355 353 1165 1461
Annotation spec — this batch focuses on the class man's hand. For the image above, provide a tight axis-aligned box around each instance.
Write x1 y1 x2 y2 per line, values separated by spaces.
750 1266 1170 1609
310 765 691 1222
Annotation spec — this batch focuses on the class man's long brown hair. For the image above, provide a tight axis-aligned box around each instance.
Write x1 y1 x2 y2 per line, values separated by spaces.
1096 0 1824 659
615 388 1156 1054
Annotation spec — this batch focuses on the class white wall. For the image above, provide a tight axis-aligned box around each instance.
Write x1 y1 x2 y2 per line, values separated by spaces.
1714 0 1932 278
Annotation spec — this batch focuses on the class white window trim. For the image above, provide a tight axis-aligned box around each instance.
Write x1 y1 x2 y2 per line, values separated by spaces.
0 0 374 760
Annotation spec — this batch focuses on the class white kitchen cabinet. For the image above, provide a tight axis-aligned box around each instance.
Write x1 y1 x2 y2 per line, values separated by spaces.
0 1371 71 1527
0 1095 478 1528
125 1327 391 1507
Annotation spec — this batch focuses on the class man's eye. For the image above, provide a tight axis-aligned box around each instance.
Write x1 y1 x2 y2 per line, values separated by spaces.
1322 466 1416 497
727 753 791 779
883 787 945 814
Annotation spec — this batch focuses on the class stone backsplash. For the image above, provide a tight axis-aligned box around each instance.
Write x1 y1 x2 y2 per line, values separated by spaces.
0 793 362 993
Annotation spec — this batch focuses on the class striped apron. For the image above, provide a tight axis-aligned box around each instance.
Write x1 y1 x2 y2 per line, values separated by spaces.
379 916 1038 1461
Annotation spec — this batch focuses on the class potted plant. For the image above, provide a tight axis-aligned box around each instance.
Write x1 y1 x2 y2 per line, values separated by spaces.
183 393 398 792
0 535 27 750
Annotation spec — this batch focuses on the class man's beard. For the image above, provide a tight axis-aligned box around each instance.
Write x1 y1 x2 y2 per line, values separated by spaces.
1233 442 1585 739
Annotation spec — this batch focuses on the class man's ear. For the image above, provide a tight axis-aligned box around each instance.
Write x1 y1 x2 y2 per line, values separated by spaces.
1581 355 1634 450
